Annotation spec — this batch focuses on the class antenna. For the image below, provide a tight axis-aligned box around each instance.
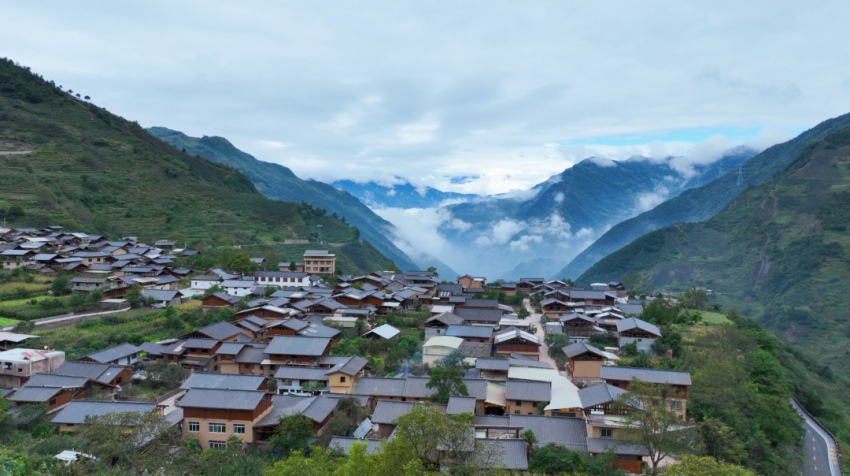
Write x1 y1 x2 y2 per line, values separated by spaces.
736 165 743 186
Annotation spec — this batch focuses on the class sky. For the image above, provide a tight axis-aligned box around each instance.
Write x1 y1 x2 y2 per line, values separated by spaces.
3 1 850 195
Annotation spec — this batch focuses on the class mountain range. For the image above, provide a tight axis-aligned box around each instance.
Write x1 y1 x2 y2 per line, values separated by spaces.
331 179 477 209
555 113 850 280
383 148 755 279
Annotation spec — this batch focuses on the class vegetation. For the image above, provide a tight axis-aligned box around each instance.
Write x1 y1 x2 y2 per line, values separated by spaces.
528 443 622 476
426 349 468 404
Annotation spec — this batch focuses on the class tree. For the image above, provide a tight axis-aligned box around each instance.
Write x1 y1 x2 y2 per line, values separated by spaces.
301 380 327 394
77 410 185 475
426 350 468 404
318 396 367 447
271 415 315 456
51 274 72 296
529 443 621 475
126 284 143 309
145 360 187 389
264 448 338 476
613 379 698 474
545 333 571 359
426 266 439 277
679 287 708 310
521 429 538 458
288 261 297 271
517 305 530 319
660 455 756 476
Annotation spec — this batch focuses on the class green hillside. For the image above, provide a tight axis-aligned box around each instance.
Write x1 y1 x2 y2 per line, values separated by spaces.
0 58 391 274
580 125 850 444
146 127 421 273
557 112 850 279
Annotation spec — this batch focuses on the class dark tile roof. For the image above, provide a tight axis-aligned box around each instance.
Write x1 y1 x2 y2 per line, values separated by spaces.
446 396 477 415
84 343 140 363
600 366 692 386
274 366 329 381
177 388 266 411
298 322 341 339
196 321 242 340
586 437 648 456
578 383 626 408
235 346 268 364
371 400 417 424
509 415 587 449
215 342 246 356
183 338 220 350
52 362 113 382
506 380 551 402
459 341 493 359
325 356 368 376
51 401 157 424
562 341 607 359
351 378 406 397
447 325 494 339
483 439 529 470
453 308 504 323
8 386 62 402
329 437 383 455
266 336 331 357
424 312 465 326
21 374 90 389
476 358 510 371
180 373 265 391
616 317 661 336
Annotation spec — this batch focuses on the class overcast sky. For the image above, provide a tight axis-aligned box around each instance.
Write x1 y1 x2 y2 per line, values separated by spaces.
3 1 850 195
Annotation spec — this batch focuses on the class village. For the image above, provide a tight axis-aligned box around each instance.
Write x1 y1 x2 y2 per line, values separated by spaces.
0 225 694 474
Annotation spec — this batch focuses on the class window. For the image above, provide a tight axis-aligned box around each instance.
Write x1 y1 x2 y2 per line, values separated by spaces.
188 421 200 432
3 362 10 370
514 410 520 415
601 428 613 438
339 376 346 383
671 401 682 410
233 424 245 434
209 423 226 433
209 441 227 449
49 398 56 406
515 400 522 406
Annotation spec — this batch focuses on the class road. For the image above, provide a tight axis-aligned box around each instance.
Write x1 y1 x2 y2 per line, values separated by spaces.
0 307 131 332
523 299 563 373
791 399 841 476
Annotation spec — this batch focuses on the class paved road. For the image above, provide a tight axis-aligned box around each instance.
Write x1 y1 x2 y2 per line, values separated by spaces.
0 307 131 332
791 399 841 476
523 299 564 373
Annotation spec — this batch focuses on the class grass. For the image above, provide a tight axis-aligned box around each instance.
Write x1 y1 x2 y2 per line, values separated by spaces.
0 317 20 326
699 310 732 326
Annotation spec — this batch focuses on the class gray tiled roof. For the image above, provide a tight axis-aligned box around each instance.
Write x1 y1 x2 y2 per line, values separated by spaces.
562 341 607 359
351 378 406 397
84 343 140 364
446 396 477 415
235 346 268 364
298 322 341 339
476 358 510 371
254 395 316 427
141 289 179 302
578 383 626 408
177 388 266 410
51 401 157 424
329 437 383 455
510 415 587 449
616 317 661 336
183 338 220 350
600 366 692 386
266 336 331 356
301 394 343 423
22 374 90 389
459 341 492 359
586 437 648 456
215 342 246 356
447 325 494 339
371 400 417 424
424 312 465 326
274 366 330 381
453 308 504 323
180 373 265 391
483 439 529 470
139 342 169 356
401 377 437 398
52 362 112 382
506 380 551 402
8 386 62 402
325 356 368 376
196 321 242 340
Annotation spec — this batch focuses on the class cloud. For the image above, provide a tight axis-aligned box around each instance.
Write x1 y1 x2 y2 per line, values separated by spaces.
554 192 564 204
634 186 671 213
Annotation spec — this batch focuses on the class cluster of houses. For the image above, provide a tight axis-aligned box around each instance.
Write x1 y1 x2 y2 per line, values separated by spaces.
0 226 690 474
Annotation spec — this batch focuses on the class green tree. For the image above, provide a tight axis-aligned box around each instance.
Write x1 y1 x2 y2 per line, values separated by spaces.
613 379 698 474
271 415 315 456
51 274 72 296
517 305 530 319
679 287 708 310
264 448 338 476
125 284 143 309
545 333 571 359
318 396 367 447
145 360 187 389
660 455 756 476
427 350 468 404
529 443 621 475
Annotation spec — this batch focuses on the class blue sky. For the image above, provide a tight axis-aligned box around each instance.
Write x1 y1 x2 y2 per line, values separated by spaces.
1 1 849 195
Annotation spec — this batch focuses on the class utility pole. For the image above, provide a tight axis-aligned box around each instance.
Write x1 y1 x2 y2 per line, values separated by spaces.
316 224 323 244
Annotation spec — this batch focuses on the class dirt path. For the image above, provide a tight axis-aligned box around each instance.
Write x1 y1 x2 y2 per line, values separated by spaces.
0 307 131 332
523 299 564 373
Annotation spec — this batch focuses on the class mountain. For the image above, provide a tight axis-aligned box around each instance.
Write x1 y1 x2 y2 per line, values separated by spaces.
420 149 754 279
146 128 426 275
0 58 391 275
331 179 477 209
578 123 850 442
555 113 850 279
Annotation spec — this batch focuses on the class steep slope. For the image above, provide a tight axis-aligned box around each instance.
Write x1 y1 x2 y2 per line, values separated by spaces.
0 58 391 275
331 179 476 209
580 125 850 374
556 112 850 279
146 127 421 273
427 150 753 279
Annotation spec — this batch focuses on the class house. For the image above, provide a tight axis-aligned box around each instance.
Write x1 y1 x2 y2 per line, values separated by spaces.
183 321 244 342
422 336 464 366
493 328 540 360
423 312 465 340
446 325 494 344
7 373 114 413
362 324 401 340
616 318 661 353
201 292 241 310
457 275 485 290
0 331 39 351
191 273 223 291
221 280 255 297
324 356 368 394
505 380 551 415
51 401 159 432
80 343 141 366
141 289 181 307
70 276 110 292
178 388 272 449
180 372 266 392
515 278 543 294
600 366 691 420
560 313 600 340
1 249 35 269
562 341 618 381
274 366 329 394
371 400 417 437
453 307 504 325
302 250 335 275
475 358 510 381
0 348 66 387
254 271 310 287
50 361 133 387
